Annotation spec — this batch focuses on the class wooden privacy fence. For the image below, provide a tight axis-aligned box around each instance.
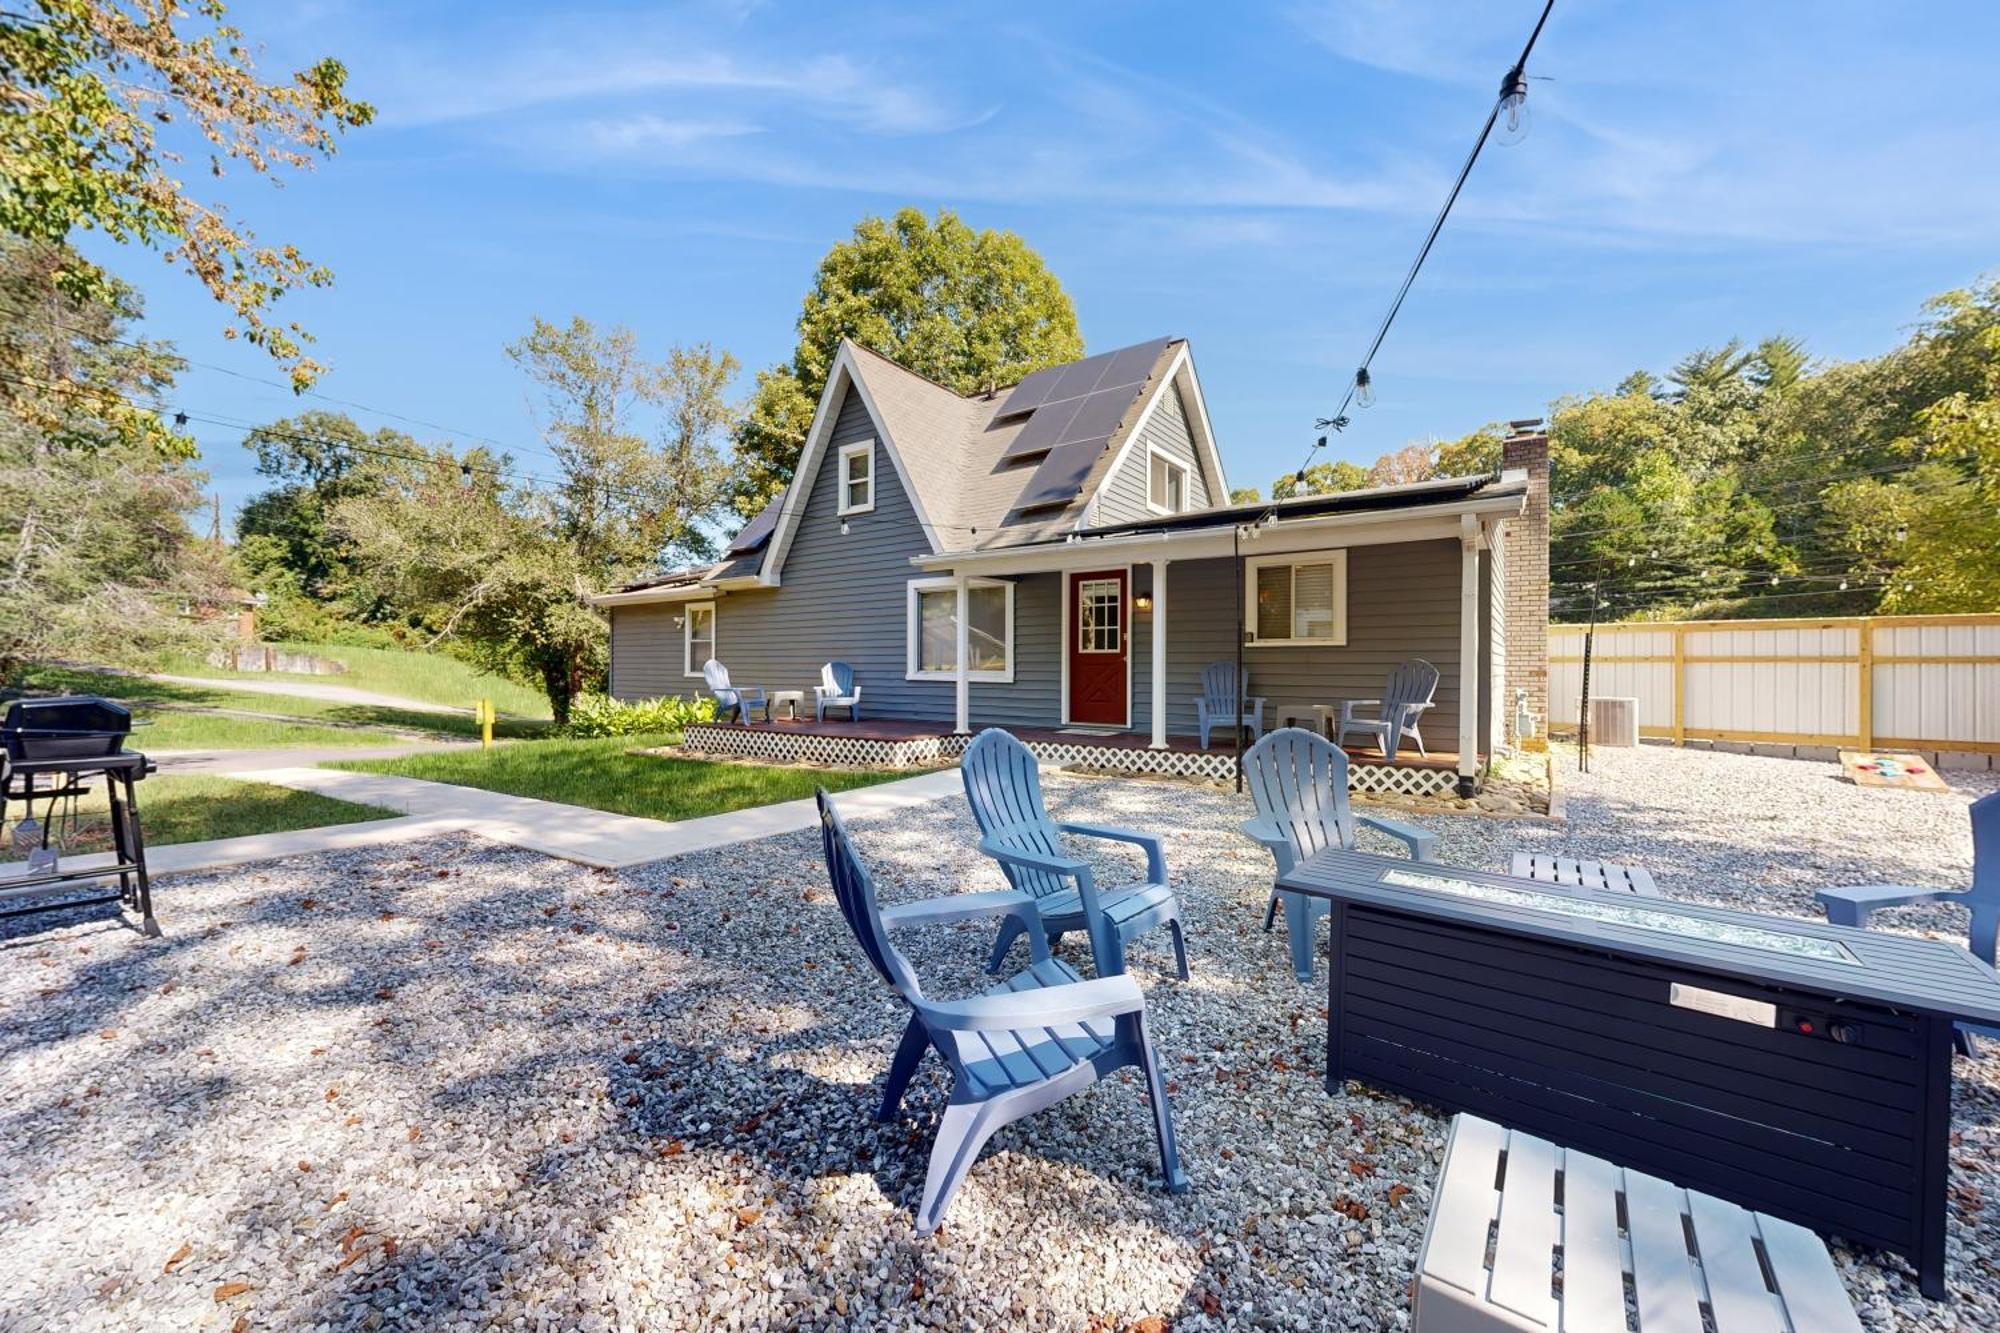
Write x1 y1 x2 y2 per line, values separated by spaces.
1549 613 2000 756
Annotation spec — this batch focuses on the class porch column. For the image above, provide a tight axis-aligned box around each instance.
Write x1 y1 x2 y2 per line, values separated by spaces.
1150 559 1169 749
1457 514 1482 797
953 573 971 734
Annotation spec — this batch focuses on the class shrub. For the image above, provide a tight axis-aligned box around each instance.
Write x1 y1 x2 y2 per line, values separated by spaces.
559 692 716 738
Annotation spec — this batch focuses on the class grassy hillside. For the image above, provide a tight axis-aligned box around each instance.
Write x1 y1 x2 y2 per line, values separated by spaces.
164 641 551 718
14 666 544 750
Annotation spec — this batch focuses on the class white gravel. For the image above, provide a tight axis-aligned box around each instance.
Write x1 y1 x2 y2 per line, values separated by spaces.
2 743 1997 1330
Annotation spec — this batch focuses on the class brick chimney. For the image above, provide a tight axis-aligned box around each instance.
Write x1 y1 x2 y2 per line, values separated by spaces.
1501 421 1550 745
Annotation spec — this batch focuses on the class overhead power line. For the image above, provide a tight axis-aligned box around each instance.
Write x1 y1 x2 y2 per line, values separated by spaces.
1287 0 1558 487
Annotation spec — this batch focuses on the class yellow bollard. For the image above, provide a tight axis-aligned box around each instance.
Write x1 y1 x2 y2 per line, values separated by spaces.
478 698 494 749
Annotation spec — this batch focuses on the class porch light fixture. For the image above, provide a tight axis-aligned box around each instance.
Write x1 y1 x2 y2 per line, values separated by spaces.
840 520 850 536
1134 593 1154 614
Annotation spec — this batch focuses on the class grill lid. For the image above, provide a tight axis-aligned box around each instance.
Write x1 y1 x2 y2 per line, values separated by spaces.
3 696 132 735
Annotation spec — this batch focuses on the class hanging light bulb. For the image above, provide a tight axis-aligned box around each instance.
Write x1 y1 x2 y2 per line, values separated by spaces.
1894 523 1908 543
1838 578 1849 591
459 461 474 488
1768 575 1779 587
1353 367 1375 409
1626 555 1637 568
1496 66 1530 146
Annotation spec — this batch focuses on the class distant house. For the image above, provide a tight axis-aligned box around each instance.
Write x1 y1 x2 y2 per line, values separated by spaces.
594 337 1549 793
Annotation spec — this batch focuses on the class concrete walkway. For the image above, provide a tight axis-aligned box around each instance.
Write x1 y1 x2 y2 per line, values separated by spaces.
216 765 966 870
147 672 472 715
152 741 474 773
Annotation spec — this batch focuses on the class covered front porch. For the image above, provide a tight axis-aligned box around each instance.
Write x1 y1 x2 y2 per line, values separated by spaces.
903 484 1520 796
680 715 1468 795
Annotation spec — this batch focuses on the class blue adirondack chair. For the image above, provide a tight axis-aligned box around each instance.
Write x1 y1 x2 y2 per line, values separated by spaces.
1817 789 2000 1048
815 789 1188 1233
960 728 1189 980
814 661 861 721
1335 658 1440 758
701 658 769 725
1194 661 1265 750
1239 727 1439 982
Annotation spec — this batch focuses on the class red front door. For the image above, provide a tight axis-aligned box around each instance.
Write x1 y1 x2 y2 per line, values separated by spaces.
1067 569 1129 726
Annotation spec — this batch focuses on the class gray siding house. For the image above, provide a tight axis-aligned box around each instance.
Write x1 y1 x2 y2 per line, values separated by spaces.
597 336 1549 792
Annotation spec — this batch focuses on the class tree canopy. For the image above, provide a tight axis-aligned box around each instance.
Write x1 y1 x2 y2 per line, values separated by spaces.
1 0 373 445
0 238 228 675
1265 276 2000 620
734 208 1083 516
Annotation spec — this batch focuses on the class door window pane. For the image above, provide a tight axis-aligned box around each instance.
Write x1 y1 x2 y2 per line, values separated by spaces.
1078 579 1121 653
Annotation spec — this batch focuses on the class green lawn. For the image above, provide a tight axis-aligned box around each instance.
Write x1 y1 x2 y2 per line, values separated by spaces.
58 775 396 851
163 641 551 718
15 665 546 750
334 735 907 822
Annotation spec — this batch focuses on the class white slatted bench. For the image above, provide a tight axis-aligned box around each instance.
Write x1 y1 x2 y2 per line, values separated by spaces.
1413 1115 1862 1333
1510 852 1659 898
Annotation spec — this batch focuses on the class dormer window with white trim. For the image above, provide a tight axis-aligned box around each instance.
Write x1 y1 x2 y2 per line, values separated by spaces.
1148 447 1189 515
838 440 876 515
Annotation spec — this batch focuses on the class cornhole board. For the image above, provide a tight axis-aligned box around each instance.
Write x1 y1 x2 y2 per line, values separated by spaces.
1839 750 1950 792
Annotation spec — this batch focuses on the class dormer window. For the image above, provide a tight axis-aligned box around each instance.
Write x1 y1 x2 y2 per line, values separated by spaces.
837 440 876 515
1148 448 1189 514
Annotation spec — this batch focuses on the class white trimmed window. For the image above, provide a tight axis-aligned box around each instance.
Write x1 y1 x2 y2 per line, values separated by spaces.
682 602 716 676
1148 448 1189 514
837 440 876 515
1245 553 1347 646
906 578 1014 681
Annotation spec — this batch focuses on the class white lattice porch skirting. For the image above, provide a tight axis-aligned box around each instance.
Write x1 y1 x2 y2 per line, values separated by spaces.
680 724 1461 795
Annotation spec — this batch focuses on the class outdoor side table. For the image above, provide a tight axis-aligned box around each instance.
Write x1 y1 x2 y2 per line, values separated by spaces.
769 690 807 722
1277 848 2000 1300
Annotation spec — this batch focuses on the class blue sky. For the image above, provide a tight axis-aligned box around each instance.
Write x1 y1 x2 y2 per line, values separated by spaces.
93 0 2000 525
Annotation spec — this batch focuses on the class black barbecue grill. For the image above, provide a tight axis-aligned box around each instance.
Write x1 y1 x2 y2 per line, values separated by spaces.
1 695 159 936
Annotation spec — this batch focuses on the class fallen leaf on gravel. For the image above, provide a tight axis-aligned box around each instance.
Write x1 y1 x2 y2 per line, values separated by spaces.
99 1029 117 1040
1348 1158 1376 1178
1199 1291 1220 1316
163 1242 192 1273
1388 1183 1412 1207
910 1278 924 1300
232 1317 249 1333
659 1140 685 1157
381 1236 398 1260
297 1160 312 1172
324 1192 348 1210
407 1126 421 1141
1130 1318 1169 1333
735 1207 762 1229
325 1087 339 1102
339 1225 367 1253
289 947 307 965
213 1281 250 1301
300 898 318 910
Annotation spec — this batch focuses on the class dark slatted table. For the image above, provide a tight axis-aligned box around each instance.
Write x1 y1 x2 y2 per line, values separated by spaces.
1278 849 2000 1300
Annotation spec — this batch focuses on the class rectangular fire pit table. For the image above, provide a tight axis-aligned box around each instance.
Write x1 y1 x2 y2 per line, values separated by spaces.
1277 849 2000 1299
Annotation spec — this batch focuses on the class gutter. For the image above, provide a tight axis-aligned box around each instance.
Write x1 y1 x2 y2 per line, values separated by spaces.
589 574 768 608
910 484 1527 573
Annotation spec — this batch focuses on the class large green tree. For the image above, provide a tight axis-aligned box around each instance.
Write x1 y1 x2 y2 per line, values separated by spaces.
336 318 739 722
1 0 373 420
734 208 1084 516
0 238 228 675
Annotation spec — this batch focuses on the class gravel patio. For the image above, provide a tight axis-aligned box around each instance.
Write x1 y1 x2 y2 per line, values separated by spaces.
4 744 1999 1331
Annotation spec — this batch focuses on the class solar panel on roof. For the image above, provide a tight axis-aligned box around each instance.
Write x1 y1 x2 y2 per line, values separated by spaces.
1015 437 1110 509
994 337 1174 420
1000 395 1085 459
996 364 1064 417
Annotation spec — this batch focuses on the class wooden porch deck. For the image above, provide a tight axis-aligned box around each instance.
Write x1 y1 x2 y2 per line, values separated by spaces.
687 715 1467 775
